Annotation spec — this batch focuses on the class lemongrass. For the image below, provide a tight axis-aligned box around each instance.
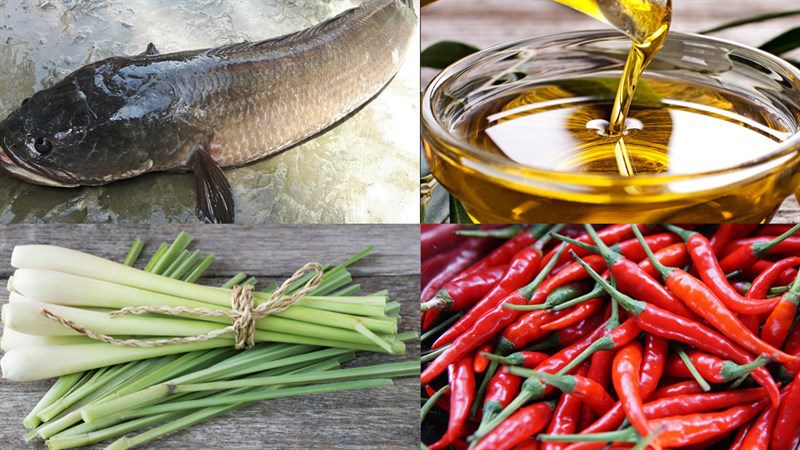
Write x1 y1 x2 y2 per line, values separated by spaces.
1 328 94 352
5 297 395 348
142 243 167 273
22 372 82 429
122 238 144 267
150 232 193 275
10 269 396 333
183 254 215 283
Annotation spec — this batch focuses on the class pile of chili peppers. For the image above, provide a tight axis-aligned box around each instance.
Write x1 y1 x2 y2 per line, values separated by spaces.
421 224 800 450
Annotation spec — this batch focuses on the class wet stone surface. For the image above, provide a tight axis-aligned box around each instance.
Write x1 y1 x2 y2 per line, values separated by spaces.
0 0 419 223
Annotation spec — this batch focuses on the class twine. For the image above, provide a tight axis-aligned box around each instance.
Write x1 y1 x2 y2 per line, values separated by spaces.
40 262 324 350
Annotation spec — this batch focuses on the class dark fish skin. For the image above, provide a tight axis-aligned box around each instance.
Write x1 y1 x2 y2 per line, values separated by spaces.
0 0 416 187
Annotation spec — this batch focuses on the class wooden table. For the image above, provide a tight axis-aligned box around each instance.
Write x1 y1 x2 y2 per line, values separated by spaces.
422 0 800 222
0 225 420 449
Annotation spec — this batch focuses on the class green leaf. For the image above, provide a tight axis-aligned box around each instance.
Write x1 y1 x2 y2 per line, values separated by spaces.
760 26 800 55
421 41 480 70
700 9 800 34
449 195 475 224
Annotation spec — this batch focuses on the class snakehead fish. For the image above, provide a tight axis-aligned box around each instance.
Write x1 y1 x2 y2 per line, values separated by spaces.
0 0 416 223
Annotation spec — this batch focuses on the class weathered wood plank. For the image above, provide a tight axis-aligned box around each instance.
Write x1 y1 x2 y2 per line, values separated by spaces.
0 225 420 449
0 224 420 278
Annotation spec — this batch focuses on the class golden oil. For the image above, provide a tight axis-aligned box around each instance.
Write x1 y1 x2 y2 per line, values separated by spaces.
556 0 671 175
424 75 798 222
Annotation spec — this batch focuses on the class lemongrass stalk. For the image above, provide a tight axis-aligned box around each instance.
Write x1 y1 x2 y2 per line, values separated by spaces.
1 328 93 351
122 238 144 267
80 345 330 422
104 379 392 450
12 269 395 333
183 255 215 284
52 358 345 449
330 284 361 296
6 297 394 347
37 362 137 422
396 331 419 342
49 412 182 450
165 250 202 280
50 356 342 445
22 373 82 429
1 339 230 382
221 273 247 289
176 361 418 392
243 276 257 286
150 232 192 275
142 244 167 273
160 250 190 279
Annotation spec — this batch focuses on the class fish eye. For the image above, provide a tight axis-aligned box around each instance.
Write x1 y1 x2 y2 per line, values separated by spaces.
34 137 53 156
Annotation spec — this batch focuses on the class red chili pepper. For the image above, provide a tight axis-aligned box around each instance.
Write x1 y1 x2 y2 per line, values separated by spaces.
543 392 584 450
555 312 607 347
771 371 800 450
555 318 641 377
648 380 706 401
516 368 615 416
571 251 781 407
761 269 800 348
577 349 613 430
423 264 507 312
785 322 800 357
740 398 780 450
458 226 549 282
541 298 604 331
428 355 475 450
607 232 681 263
612 341 652 440
569 226 697 319
719 224 800 272
729 422 752 450
638 243 689 278
745 259 797 285
542 224 646 269
637 226 796 364
421 245 567 384
664 225 779 315
512 439 540 450
572 386 767 449
474 319 613 440
638 335 667 399
482 366 523 426
646 399 768 447
422 224 464 261
709 224 757 256
432 246 542 349
472 402 553 450
665 350 770 383
482 351 550 368
422 237 500 329
497 309 569 353
473 340 496 373
425 384 451 412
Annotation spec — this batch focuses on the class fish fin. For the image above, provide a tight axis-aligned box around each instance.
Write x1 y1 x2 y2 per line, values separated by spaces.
142 43 160 56
192 147 234 223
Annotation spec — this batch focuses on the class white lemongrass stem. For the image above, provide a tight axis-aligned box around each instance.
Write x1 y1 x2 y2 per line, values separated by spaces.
5 295 393 347
12 246 374 312
0 340 230 381
0 328 93 352
10 269 397 334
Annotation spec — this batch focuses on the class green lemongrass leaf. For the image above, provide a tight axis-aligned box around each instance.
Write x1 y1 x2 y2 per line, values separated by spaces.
122 238 144 267
142 243 168 273
422 41 480 69
701 9 800 34
22 372 82 429
760 26 800 55
221 273 247 289
151 232 192 275
449 194 475 224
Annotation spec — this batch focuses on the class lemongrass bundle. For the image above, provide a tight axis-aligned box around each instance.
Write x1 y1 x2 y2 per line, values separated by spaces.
2 240 406 381
1 233 417 449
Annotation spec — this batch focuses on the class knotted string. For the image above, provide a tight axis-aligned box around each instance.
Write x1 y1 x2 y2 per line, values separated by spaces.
40 262 324 349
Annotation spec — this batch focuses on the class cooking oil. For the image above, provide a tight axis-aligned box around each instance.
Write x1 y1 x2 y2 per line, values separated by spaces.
453 78 788 176
555 0 671 175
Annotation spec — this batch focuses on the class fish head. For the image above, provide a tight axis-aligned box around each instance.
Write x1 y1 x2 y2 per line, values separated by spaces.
0 59 155 187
